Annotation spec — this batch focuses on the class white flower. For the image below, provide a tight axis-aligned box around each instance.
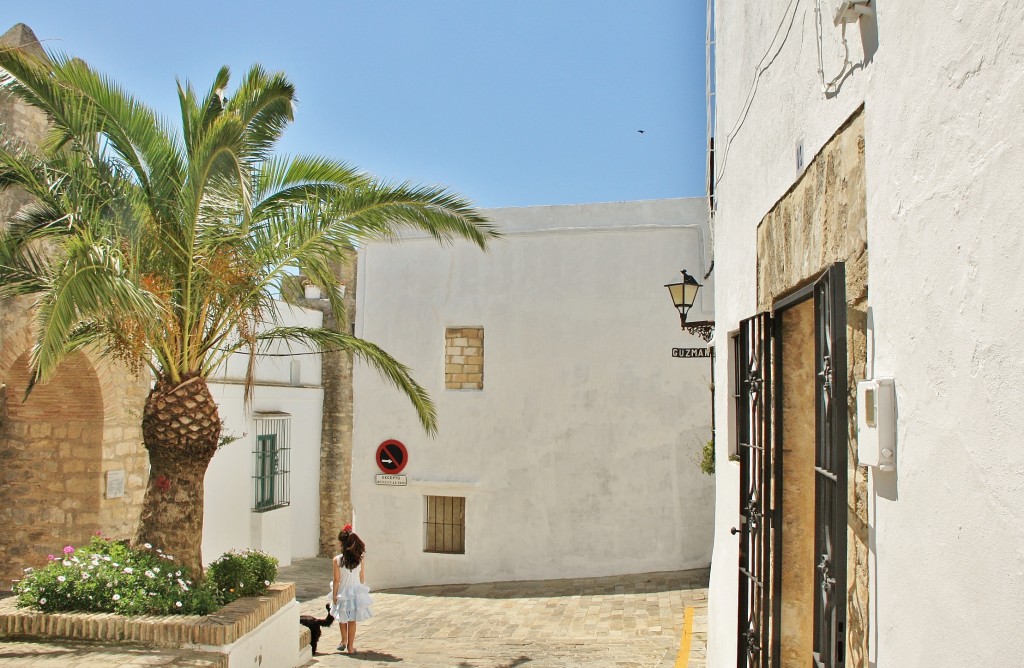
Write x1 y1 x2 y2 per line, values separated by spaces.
144 543 152 549
175 571 181 577
112 594 121 601
57 575 66 582
23 567 33 573
175 601 183 608
81 573 90 580
62 560 72 566
264 580 270 586
39 598 46 604
145 570 155 579
123 567 133 574
153 567 160 574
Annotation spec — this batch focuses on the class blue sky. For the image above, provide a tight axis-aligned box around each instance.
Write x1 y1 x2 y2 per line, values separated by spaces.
7 2 707 209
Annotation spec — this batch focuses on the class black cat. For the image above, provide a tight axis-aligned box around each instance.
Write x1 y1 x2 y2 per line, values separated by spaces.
299 603 335 654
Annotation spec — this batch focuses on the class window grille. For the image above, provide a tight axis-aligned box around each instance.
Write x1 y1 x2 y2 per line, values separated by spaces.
253 413 291 511
423 495 465 554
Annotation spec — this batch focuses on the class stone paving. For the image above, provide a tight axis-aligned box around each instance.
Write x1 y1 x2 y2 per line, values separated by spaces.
281 558 709 668
0 639 226 666
0 558 708 667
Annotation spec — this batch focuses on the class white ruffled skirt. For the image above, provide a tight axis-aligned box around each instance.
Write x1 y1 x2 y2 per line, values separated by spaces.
328 580 374 623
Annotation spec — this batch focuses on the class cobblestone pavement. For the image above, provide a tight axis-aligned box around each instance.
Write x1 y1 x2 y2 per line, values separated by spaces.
281 558 709 668
0 560 708 667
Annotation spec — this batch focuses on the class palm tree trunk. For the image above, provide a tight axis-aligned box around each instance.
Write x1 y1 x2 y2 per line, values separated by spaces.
136 374 221 577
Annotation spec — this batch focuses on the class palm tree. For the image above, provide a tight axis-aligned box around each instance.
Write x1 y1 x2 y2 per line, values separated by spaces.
0 44 499 575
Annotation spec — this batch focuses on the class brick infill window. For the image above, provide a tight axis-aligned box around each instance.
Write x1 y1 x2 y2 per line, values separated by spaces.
444 326 483 390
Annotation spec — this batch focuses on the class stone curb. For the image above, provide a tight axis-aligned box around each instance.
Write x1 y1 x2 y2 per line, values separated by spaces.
0 582 295 649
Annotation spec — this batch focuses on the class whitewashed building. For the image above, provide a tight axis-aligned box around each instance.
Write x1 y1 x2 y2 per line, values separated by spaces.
352 199 715 589
202 302 325 567
707 2 1024 667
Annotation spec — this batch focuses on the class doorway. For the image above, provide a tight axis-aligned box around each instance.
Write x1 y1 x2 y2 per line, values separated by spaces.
735 263 849 668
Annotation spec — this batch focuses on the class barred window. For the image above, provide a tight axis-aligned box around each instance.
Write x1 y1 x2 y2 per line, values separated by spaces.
253 413 291 511
424 495 465 554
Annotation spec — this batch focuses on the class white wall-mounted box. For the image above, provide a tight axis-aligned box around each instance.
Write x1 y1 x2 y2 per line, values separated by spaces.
857 377 896 471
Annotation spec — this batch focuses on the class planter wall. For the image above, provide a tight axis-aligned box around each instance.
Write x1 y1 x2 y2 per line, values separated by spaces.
0 582 310 667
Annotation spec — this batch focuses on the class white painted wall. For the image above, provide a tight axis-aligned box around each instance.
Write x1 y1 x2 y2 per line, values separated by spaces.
352 199 715 589
203 302 324 567
709 2 1024 665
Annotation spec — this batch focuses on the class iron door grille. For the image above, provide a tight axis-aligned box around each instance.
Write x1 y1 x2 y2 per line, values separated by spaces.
812 263 848 668
735 312 780 668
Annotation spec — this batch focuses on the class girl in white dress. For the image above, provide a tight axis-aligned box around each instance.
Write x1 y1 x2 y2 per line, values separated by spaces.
330 527 372 653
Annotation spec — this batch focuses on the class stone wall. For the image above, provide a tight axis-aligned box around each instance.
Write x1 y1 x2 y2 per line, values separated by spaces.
444 326 484 390
756 108 869 668
0 24 150 590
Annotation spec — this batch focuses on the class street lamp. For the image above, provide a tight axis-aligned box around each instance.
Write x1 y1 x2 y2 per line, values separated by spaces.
665 269 714 343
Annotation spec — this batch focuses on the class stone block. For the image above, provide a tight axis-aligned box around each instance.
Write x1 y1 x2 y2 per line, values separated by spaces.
28 423 50 437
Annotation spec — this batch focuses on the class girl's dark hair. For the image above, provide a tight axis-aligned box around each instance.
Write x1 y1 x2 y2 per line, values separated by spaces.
341 532 365 570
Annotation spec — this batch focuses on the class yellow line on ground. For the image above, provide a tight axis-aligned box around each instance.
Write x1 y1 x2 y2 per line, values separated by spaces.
674 606 695 668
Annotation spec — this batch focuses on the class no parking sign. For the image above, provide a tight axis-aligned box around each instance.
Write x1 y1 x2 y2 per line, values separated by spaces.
375 439 408 475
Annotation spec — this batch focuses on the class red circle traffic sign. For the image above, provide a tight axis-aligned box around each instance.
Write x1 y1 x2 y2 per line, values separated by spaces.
375 439 408 474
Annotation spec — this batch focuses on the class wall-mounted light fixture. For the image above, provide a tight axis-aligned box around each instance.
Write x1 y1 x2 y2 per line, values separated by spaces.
832 0 873 26
665 270 715 343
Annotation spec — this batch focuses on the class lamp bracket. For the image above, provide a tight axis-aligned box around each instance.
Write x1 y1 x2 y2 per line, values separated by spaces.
683 320 715 343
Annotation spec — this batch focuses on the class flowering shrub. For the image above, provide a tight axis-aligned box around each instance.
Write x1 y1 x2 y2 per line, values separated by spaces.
206 549 278 605
12 536 219 615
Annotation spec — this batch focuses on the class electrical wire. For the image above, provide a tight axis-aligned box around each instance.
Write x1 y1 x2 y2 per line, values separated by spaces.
712 0 802 190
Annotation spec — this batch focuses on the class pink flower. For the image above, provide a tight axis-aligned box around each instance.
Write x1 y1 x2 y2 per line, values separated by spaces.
63 546 74 555
47 555 55 561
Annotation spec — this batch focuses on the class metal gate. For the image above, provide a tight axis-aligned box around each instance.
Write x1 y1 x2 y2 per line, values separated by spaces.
812 263 848 668
735 312 780 668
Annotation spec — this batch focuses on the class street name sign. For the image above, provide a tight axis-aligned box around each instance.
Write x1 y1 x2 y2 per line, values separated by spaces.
672 347 712 358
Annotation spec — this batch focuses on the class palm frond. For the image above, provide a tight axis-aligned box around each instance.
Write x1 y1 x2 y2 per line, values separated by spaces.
2 49 497 432
241 325 438 434
225 65 295 163
29 239 160 384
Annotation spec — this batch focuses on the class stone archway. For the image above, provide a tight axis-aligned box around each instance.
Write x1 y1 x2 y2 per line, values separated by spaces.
0 351 104 587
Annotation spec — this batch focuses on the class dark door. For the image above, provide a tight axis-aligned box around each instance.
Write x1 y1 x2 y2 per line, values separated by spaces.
812 263 848 668
735 312 780 668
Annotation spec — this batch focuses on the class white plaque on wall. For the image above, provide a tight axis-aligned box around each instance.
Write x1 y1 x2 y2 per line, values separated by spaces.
105 469 126 499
